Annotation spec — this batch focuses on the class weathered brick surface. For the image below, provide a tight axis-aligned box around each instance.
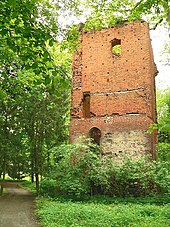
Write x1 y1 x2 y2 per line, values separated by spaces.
70 21 157 159
90 95 107 116
107 91 146 115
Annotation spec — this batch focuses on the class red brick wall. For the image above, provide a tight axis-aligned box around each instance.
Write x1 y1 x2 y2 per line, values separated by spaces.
70 21 157 159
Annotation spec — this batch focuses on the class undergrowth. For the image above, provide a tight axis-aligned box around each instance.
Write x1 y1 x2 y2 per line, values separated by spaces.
20 180 36 193
36 196 170 227
40 138 170 198
36 138 170 226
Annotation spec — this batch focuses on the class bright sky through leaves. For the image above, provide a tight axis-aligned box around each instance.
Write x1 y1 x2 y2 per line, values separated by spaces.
150 26 170 89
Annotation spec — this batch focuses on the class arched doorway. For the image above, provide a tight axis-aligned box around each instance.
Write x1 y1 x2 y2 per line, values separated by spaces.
89 127 101 145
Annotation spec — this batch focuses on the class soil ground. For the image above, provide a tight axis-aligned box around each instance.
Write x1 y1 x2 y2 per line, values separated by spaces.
0 182 40 227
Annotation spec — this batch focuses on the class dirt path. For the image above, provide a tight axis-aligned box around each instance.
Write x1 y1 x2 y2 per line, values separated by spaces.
0 182 41 227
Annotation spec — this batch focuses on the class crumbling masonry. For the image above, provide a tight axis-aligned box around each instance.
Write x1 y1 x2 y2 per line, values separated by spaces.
70 21 157 160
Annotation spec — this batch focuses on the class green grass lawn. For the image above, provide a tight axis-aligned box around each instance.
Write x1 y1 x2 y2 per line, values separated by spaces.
36 196 170 227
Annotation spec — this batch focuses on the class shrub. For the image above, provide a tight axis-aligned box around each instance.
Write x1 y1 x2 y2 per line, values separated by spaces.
40 179 59 197
41 138 101 198
103 158 170 196
158 143 170 162
41 138 170 198
154 161 170 194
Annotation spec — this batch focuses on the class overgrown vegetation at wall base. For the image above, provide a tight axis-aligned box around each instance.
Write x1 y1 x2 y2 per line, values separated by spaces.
40 138 170 198
36 196 170 227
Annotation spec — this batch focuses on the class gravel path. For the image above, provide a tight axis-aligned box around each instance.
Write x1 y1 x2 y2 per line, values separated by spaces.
0 182 41 227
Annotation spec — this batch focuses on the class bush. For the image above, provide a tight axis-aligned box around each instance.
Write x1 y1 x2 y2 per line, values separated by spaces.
108 159 170 196
40 179 59 197
41 138 170 198
20 180 36 193
158 143 170 162
41 138 101 198
154 161 170 194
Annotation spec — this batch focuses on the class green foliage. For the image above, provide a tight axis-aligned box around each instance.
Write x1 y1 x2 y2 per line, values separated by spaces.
156 88 170 179
0 0 75 193
130 0 169 26
81 0 170 31
41 138 170 198
157 89 170 143
147 123 158 134
41 138 100 198
158 143 170 162
98 158 170 196
20 180 36 193
112 44 122 55
36 196 170 227
0 0 51 73
83 0 135 30
40 179 58 197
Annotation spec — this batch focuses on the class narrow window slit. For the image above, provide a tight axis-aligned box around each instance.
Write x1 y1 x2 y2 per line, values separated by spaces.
83 91 90 118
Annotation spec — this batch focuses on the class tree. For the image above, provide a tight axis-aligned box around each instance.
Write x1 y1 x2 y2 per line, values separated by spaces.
73 0 170 31
0 71 24 193
0 0 75 193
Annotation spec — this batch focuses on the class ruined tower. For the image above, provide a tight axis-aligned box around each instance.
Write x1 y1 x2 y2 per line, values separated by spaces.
70 21 157 160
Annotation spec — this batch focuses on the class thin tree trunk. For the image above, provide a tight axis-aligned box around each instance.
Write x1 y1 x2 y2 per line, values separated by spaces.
34 130 39 194
31 153 34 183
35 173 39 194
31 173 34 183
35 122 44 194
1 111 8 194
0 161 6 195
0 182 3 195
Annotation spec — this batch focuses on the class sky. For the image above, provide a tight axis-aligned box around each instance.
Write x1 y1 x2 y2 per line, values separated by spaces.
150 26 170 90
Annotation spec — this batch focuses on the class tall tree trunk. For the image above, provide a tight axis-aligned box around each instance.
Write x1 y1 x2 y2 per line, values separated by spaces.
31 172 34 183
1 112 8 195
30 152 34 183
0 182 3 195
0 160 6 195
35 122 44 194
35 148 39 194
34 132 40 194
35 172 39 194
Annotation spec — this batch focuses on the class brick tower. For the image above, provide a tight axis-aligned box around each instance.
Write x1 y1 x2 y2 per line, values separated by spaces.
70 21 157 160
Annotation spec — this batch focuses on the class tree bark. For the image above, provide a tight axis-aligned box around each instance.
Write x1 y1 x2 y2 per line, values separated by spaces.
0 161 6 195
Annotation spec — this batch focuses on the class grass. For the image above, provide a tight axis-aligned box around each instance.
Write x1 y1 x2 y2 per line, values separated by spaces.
20 180 36 193
36 195 170 227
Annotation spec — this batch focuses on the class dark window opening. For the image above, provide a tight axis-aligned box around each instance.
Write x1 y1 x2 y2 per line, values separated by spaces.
89 127 101 145
83 92 90 118
111 38 121 57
